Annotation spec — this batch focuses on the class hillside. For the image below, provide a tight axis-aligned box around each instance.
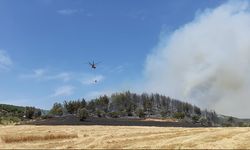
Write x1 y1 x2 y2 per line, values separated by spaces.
47 91 222 127
46 91 250 127
1 92 250 127
0 104 25 117
0 104 46 125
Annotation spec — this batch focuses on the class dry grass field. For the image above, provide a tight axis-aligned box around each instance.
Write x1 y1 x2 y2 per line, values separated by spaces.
1 125 250 149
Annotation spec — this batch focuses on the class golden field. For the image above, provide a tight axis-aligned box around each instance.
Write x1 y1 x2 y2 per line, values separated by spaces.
1 125 250 149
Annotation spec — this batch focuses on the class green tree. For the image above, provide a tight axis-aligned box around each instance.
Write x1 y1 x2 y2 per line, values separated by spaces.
25 107 36 119
194 106 201 116
228 116 234 125
86 100 96 113
64 99 86 114
192 115 200 123
199 117 208 126
137 109 145 118
50 103 63 116
141 94 153 116
173 112 185 119
34 109 42 118
108 111 119 118
77 108 89 121
95 95 109 112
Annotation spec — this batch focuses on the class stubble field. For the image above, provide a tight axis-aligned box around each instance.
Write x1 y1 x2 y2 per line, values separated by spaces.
1 125 250 149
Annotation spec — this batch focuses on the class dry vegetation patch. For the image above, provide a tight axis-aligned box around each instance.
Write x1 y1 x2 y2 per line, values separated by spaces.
1 133 78 143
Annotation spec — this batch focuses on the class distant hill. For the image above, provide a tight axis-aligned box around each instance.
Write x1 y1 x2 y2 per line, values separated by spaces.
51 91 250 127
0 103 48 125
2 92 250 127
0 103 48 116
48 91 221 126
0 104 26 118
217 114 250 127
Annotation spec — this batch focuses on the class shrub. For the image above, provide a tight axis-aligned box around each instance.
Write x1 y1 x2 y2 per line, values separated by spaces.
96 110 106 118
64 99 86 114
238 122 248 127
96 110 102 117
108 112 119 118
25 107 36 119
199 117 208 126
194 106 201 115
173 112 185 119
34 109 42 118
160 110 168 118
41 115 53 120
228 116 234 123
137 109 145 118
222 123 232 127
119 110 127 117
77 108 89 121
192 115 200 123
0 116 21 125
127 112 133 116
49 103 63 116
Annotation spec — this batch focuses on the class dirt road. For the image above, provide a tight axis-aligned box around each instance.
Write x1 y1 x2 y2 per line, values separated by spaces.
1 125 250 149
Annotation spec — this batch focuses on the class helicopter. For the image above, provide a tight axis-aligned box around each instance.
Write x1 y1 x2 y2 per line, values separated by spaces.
88 61 100 69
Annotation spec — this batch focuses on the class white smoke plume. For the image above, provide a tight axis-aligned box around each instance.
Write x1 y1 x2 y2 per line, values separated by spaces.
144 1 250 118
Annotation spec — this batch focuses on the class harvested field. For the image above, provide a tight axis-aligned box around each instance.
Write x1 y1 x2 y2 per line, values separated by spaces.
1 125 250 149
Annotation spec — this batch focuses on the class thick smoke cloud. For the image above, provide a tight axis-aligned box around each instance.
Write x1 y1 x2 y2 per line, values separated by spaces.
144 1 250 118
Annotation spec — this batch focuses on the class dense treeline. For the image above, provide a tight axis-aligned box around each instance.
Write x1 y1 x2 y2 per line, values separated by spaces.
0 104 25 118
1 92 248 126
0 104 42 124
50 91 219 126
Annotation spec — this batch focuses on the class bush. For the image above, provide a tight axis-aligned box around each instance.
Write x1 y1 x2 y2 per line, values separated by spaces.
238 122 248 127
108 112 119 118
127 112 133 116
192 115 200 123
96 110 106 118
77 108 89 121
119 110 127 117
160 110 169 118
41 115 53 120
25 107 36 119
222 123 233 127
137 109 145 118
199 117 209 126
64 99 86 114
34 109 42 118
228 116 234 123
173 112 185 119
0 116 21 125
96 110 102 117
49 103 63 116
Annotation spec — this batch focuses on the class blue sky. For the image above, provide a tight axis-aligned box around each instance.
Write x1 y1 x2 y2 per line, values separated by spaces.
0 0 226 109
